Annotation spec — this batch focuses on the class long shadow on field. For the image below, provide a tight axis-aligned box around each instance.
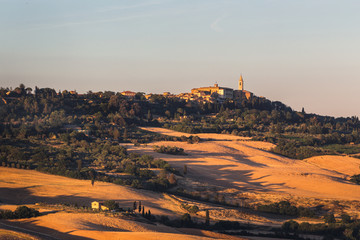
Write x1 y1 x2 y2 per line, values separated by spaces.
0 187 97 206
0 186 176 219
185 163 287 192
0 219 93 240
129 144 268 168
80 221 130 232
188 149 268 168
128 146 286 192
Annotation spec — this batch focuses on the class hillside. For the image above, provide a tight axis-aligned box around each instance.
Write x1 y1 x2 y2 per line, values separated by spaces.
127 127 360 202
0 167 248 240
1 129 360 239
1 85 360 239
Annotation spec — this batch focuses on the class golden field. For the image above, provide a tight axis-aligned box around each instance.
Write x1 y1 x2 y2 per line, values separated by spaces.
1 127 360 239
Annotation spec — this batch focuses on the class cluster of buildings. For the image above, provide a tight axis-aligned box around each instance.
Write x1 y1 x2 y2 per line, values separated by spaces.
91 201 109 211
3 76 253 105
121 75 253 103
181 75 253 103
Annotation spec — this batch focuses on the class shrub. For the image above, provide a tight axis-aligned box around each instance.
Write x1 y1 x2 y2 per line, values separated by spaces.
180 213 192 227
0 206 39 219
282 220 299 232
350 174 360 185
298 206 315 218
0 210 14 219
324 213 336 223
187 135 200 144
139 169 155 179
153 145 186 155
341 213 352 223
213 220 241 230
298 222 312 232
103 200 119 210
14 206 40 218
131 179 142 188
153 159 170 169
181 203 199 214
257 201 300 216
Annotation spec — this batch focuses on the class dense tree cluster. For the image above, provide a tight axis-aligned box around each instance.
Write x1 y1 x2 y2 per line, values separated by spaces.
0 138 176 191
282 219 360 239
257 201 315 217
153 145 186 155
0 206 40 219
165 103 360 160
350 174 360 185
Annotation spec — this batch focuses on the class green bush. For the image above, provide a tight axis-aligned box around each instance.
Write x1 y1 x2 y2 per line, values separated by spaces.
257 201 311 217
341 213 352 223
103 200 119 210
14 206 40 218
0 206 40 219
181 203 199 213
350 174 360 185
282 220 299 231
324 213 336 223
282 220 359 238
213 220 241 230
153 145 186 155
180 213 192 227
0 210 14 219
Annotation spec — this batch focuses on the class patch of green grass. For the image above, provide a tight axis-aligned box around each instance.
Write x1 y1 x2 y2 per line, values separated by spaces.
281 134 303 141
321 144 360 155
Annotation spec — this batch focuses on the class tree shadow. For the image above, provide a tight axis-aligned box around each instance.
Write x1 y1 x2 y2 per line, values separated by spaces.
79 221 130 232
0 219 93 240
39 210 59 216
0 187 97 206
127 145 288 192
187 149 268 168
0 185 179 226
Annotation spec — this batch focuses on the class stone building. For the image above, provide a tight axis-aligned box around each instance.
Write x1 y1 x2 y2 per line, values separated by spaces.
238 75 244 91
91 201 109 211
174 75 254 103
234 75 253 100
191 83 233 100
121 91 136 98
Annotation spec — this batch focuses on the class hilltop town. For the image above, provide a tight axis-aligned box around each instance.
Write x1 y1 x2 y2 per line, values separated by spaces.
124 76 254 103
176 76 253 103
2 76 253 105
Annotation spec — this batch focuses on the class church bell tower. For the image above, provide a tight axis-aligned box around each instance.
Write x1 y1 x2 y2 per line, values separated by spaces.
239 75 244 91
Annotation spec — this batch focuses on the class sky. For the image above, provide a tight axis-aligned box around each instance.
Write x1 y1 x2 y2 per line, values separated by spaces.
0 0 360 118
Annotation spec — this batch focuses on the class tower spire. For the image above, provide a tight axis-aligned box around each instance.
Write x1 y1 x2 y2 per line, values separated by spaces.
239 75 244 91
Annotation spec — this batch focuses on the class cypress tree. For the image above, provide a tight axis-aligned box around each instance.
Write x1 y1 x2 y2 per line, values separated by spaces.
91 178 95 186
205 210 210 226
123 128 128 140
147 110 152 121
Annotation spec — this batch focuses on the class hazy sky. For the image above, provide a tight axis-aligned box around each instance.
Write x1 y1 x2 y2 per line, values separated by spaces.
1 0 359 117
